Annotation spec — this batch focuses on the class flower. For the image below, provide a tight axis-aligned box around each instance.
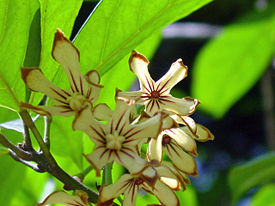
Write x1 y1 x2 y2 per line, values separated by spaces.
73 99 164 176
97 166 180 206
117 51 199 116
147 115 214 176
38 190 89 206
21 29 103 117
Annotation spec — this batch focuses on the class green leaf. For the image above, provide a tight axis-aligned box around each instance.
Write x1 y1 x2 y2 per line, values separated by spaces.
0 147 9 156
192 11 275 118
50 116 84 170
176 186 197 206
0 156 26 206
228 152 275 204
0 0 36 111
39 0 83 81
98 31 161 109
251 184 275 206
75 0 212 76
11 168 49 206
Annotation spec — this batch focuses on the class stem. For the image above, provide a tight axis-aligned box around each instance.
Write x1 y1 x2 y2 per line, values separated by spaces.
76 166 93 180
19 109 99 203
9 151 43 172
0 133 32 160
102 162 113 186
43 116 52 149
23 122 33 151
19 110 55 165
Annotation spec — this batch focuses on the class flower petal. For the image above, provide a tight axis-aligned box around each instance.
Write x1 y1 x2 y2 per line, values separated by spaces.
118 151 147 174
84 146 115 176
116 90 143 104
21 68 70 102
129 51 155 91
123 183 139 206
107 100 133 134
147 137 163 162
150 180 180 206
20 102 74 117
98 174 133 205
171 115 196 134
164 139 198 176
38 190 89 206
92 103 113 121
159 96 199 116
123 112 162 144
182 124 214 142
164 128 198 156
73 108 106 143
52 29 89 95
156 59 187 94
85 69 101 85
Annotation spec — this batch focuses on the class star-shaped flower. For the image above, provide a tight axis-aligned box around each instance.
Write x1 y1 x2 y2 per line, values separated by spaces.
97 166 180 206
117 51 199 116
147 115 214 176
73 99 164 176
21 29 103 117
38 190 89 206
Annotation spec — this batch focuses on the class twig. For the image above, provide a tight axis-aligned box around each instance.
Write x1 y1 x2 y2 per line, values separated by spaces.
9 151 43 172
43 116 52 149
0 133 32 160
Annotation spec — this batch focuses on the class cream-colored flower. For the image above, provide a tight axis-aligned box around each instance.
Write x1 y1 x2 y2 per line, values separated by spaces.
97 166 180 206
117 51 199 116
73 99 163 176
147 115 214 176
21 29 102 117
38 190 89 206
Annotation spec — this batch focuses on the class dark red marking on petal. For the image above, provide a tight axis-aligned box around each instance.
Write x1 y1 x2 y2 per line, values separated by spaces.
168 143 181 157
120 150 135 159
100 149 109 158
122 127 135 137
86 87 91 99
99 126 106 136
54 98 69 105
155 100 160 109
115 111 126 131
125 128 144 140
110 119 114 134
162 135 171 145
145 76 154 92
159 87 169 95
89 125 105 141
50 87 67 100
142 83 151 94
114 150 122 162
119 121 127 135
69 69 79 93
121 146 135 153
158 78 171 93
61 89 71 97
79 76 84 95
60 109 73 113
108 150 113 160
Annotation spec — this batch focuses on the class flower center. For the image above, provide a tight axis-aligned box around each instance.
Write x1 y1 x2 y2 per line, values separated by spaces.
150 90 160 100
105 131 125 150
68 93 88 111
135 178 144 185
162 135 171 145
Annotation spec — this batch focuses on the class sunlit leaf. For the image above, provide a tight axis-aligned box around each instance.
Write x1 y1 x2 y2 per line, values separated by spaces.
176 186 197 206
0 156 26 206
75 0 212 76
192 11 275 118
50 116 84 170
38 0 83 82
0 0 36 111
228 152 275 204
251 184 275 206
11 168 49 206
98 32 161 109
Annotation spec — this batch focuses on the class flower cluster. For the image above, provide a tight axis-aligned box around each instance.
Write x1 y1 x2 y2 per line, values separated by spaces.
22 29 214 206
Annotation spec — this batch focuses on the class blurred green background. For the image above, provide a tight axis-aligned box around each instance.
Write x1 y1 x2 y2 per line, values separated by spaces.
0 0 274 205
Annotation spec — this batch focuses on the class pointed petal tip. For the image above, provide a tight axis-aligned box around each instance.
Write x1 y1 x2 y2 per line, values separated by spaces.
54 28 65 41
129 50 149 72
